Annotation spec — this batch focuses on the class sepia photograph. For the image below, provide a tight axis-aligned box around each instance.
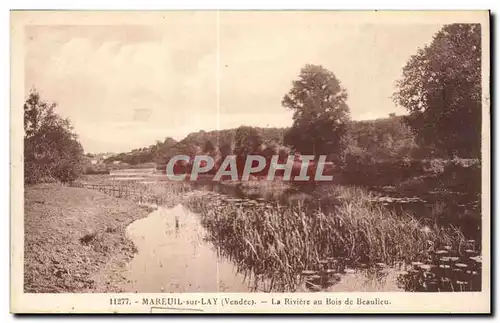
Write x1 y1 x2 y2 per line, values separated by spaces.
10 10 490 313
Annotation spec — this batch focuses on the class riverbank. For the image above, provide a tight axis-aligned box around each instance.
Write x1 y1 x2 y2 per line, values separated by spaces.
24 183 150 292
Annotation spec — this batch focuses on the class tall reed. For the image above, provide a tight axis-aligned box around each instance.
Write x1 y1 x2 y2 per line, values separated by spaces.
186 186 465 291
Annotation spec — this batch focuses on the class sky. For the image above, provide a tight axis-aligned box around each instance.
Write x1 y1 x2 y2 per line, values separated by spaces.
24 12 443 153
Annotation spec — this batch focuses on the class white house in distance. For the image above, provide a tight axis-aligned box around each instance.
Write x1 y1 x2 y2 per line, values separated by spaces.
90 153 112 165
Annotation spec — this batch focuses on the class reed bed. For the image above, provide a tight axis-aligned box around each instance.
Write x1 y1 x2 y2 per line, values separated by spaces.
186 186 467 291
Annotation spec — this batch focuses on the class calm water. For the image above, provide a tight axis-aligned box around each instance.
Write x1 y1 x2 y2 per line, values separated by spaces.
120 203 402 293
121 204 251 292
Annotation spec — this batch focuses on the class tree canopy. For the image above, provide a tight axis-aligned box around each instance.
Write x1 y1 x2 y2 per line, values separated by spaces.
282 64 350 161
393 24 482 158
24 89 84 183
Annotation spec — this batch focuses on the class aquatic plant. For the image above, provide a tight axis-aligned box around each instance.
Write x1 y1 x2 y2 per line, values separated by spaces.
185 187 468 291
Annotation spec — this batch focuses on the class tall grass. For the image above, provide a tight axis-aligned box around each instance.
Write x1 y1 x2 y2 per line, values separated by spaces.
186 186 465 291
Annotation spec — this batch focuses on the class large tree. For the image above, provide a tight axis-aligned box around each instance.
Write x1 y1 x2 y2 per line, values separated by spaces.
24 88 84 183
393 24 482 158
282 64 350 161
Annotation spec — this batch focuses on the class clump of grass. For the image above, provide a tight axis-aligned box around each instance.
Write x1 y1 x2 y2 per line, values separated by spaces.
186 186 465 291
133 181 189 207
79 232 97 245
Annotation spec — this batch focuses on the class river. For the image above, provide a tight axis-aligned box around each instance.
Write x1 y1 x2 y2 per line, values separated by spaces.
120 204 252 292
119 203 402 293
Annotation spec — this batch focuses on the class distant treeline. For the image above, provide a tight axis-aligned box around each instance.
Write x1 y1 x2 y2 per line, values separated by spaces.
105 115 419 169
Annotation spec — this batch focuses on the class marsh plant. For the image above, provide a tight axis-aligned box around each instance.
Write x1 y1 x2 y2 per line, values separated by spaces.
185 186 467 292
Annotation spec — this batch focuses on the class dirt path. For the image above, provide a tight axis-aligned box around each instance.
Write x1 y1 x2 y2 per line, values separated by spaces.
24 183 150 292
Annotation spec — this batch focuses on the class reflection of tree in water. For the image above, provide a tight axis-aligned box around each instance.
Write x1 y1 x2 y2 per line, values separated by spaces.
360 265 394 290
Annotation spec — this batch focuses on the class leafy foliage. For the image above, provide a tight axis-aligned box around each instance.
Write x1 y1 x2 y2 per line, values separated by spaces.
345 115 420 163
24 89 84 183
282 64 350 161
234 126 263 157
393 24 482 158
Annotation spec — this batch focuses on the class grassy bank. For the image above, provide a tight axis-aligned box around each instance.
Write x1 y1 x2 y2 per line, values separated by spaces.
24 183 150 292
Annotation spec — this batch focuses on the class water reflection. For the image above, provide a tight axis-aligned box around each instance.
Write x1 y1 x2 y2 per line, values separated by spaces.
122 205 251 293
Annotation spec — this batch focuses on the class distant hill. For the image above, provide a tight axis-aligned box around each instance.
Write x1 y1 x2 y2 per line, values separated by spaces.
105 115 419 166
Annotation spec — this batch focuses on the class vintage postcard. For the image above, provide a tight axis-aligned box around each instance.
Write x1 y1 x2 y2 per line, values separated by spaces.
10 10 490 314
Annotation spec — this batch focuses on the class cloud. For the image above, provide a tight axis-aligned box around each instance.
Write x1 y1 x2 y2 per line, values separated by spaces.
26 25 217 152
